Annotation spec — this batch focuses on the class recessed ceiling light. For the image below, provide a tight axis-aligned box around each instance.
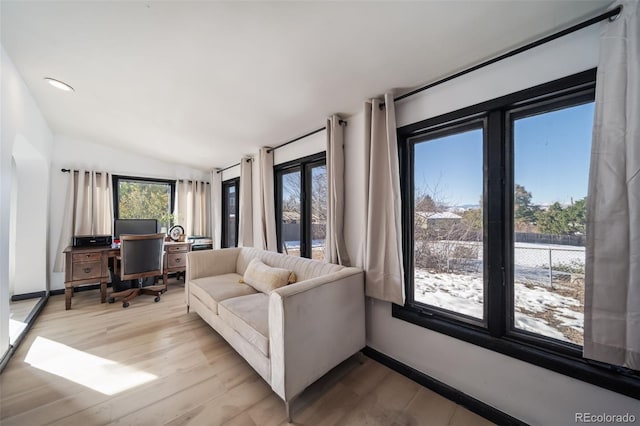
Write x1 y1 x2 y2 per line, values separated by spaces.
44 77 74 92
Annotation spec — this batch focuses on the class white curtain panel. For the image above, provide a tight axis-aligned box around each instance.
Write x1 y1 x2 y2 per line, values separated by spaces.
73 169 92 235
211 170 222 249
238 158 254 247
93 171 113 235
74 170 113 236
258 148 277 251
176 180 211 236
363 93 405 305
326 115 351 266
54 170 113 272
585 0 639 370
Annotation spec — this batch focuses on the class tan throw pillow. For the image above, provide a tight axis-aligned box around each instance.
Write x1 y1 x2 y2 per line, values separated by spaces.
241 258 294 293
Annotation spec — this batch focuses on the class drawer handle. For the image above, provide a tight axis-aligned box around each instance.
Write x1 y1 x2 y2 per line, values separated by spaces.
175 258 181 263
83 267 92 273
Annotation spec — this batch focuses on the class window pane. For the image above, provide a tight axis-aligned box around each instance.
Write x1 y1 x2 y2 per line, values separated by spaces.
513 102 593 345
311 165 327 260
118 180 171 231
224 184 237 248
281 170 302 257
413 128 484 319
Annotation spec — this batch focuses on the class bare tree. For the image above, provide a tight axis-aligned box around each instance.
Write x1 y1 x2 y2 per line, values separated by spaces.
413 182 482 273
280 166 327 225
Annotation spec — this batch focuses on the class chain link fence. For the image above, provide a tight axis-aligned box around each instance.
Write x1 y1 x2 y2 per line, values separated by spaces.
416 240 585 291
514 245 585 290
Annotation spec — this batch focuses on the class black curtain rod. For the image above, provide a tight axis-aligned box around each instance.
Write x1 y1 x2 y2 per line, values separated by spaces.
265 119 346 154
62 169 208 184
177 179 210 185
216 119 347 171
61 168 104 174
380 5 622 107
266 127 325 154
216 158 253 174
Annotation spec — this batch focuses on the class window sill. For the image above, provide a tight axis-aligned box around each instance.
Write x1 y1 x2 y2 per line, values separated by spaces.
392 303 640 400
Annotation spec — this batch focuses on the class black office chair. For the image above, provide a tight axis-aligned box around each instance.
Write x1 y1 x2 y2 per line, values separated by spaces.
109 233 166 308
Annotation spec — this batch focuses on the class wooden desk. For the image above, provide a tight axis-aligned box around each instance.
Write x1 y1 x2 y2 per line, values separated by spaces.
63 241 192 310
63 245 119 310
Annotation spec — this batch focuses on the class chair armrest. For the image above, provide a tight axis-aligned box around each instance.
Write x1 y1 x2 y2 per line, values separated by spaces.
268 268 365 401
185 248 241 305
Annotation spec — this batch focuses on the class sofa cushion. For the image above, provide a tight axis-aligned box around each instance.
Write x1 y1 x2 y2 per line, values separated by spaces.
189 273 257 315
241 258 295 293
218 293 270 357
236 247 345 282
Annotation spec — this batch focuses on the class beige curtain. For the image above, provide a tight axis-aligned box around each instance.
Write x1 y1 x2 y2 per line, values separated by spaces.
238 158 253 247
363 94 405 305
74 170 92 235
585 0 639 370
175 180 211 237
326 115 350 266
211 169 222 249
54 170 113 272
258 148 277 251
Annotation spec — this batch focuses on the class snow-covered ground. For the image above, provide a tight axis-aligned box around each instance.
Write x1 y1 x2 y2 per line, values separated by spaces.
414 263 584 345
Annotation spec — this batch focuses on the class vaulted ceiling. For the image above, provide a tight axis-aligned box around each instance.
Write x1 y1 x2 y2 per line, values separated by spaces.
1 1 609 170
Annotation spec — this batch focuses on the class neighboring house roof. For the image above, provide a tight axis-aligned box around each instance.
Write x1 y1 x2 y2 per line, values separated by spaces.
416 211 462 220
282 211 301 223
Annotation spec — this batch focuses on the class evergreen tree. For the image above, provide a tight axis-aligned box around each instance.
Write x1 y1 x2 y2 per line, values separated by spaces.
514 184 539 225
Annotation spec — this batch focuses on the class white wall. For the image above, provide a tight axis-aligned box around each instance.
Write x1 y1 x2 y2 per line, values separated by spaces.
48 134 209 291
0 46 54 354
341 25 639 425
273 130 325 166
12 137 49 295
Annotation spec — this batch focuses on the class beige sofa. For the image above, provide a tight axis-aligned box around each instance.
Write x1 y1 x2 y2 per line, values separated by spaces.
185 247 365 418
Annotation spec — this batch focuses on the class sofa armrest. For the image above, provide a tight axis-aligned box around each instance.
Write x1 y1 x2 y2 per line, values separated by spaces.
185 248 241 305
268 268 365 401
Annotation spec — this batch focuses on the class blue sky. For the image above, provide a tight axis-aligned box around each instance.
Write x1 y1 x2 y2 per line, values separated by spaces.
414 102 595 207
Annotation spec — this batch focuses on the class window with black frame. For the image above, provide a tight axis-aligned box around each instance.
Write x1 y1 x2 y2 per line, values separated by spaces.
395 70 638 396
113 175 175 233
409 122 486 323
275 153 327 259
221 178 239 248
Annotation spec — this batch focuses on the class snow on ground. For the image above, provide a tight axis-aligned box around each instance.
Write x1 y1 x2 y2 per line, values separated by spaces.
414 268 583 344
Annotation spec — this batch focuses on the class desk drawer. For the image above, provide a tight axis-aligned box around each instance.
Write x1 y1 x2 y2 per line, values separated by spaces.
167 253 186 269
166 245 188 253
72 261 102 280
72 252 101 262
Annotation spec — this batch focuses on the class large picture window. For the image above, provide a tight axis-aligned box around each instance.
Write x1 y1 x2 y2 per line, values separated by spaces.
395 70 639 397
510 100 593 346
113 175 175 232
275 153 327 259
412 123 485 321
221 178 239 248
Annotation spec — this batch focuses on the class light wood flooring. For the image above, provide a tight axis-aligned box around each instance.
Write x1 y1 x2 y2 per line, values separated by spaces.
10 298 41 323
9 297 42 344
0 280 494 426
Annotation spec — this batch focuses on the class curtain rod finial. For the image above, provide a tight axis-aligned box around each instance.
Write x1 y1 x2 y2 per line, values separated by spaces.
609 4 622 21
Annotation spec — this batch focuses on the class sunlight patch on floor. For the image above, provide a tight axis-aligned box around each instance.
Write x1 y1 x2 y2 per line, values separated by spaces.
24 336 157 395
9 319 27 345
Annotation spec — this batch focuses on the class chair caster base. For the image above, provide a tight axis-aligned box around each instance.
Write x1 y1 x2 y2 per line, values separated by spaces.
108 297 115 304
123 301 130 308
154 296 160 303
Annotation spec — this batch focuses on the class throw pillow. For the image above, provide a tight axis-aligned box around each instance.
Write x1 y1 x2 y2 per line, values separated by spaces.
241 258 295 293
